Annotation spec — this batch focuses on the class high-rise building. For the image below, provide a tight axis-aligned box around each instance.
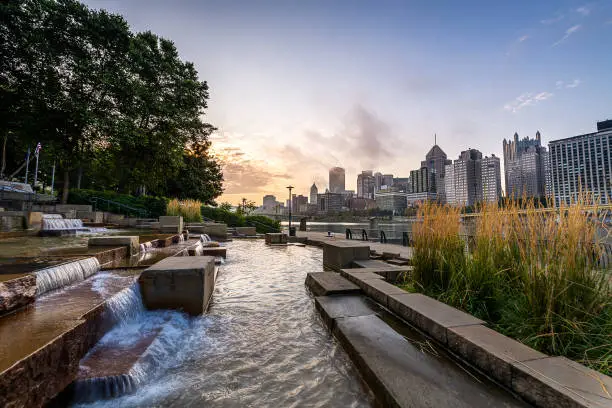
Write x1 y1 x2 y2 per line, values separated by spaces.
317 192 344 214
549 120 612 206
262 194 277 210
421 144 452 202
375 191 407 215
503 131 548 199
374 172 383 192
357 170 375 199
382 174 394 189
309 183 318 204
329 167 345 193
410 167 436 193
392 177 410 192
481 155 502 203
446 149 483 207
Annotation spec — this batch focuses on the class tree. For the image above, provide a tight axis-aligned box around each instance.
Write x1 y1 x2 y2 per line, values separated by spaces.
219 202 233 212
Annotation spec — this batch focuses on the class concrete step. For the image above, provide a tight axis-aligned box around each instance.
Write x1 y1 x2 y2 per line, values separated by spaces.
386 259 411 266
305 272 361 297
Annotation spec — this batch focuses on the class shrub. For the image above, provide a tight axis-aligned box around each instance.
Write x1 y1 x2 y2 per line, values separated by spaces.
166 199 203 222
410 196 612 375
68 189 168 218
200 206 280 233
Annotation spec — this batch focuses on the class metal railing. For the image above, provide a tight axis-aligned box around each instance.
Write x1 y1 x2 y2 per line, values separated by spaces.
345 228 410 246
246 218 281 233
88 196 149 218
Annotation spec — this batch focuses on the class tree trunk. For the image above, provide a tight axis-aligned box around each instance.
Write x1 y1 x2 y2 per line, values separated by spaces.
76 166 82 189
61 169 70 204
0 135 7 179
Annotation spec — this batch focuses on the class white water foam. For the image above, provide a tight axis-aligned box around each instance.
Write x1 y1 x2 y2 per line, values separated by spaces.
35 257 100 296
42 218 84 231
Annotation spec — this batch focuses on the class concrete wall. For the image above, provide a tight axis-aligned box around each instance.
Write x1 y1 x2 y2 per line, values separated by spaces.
76 211 104 223
159 216 183 234
322 241 371 271
235 226 256 236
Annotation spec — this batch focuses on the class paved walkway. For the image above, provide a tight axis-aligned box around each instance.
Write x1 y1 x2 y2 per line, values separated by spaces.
294 230 413 259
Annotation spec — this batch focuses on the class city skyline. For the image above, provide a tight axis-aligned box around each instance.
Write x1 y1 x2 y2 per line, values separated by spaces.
81 0 612 205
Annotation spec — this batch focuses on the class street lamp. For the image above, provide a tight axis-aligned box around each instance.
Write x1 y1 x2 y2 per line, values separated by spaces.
286 185 294 234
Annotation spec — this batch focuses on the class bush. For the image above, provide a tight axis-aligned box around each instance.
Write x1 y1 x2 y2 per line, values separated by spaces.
68 189 168 218
167 198 203 222
200 206 280 233
410 197 612 375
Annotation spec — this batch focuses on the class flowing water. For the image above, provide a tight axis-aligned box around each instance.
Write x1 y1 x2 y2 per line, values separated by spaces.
36 257 101 295
42 218 85 230
73 240 373 408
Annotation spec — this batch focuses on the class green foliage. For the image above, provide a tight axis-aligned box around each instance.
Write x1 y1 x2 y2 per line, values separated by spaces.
410 200 612 375
167 198 203 222
218 202 233 211
68 189 168 218
0 0 223 203
200 206 280 233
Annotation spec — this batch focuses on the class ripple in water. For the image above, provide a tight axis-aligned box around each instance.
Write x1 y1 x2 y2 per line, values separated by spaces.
73 240 373 408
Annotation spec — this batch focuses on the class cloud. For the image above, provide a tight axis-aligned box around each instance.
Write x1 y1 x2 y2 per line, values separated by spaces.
553 25 581 46
576 6 590 16
555 80 565 89
565 79 582 88
504 92 554 113
518 35 529 42
541 15 564 24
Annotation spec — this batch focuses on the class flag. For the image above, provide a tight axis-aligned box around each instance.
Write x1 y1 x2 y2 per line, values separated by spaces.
34 142 42 158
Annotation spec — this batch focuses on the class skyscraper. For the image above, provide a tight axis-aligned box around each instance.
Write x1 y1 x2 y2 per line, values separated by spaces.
503 131 548 199
481 155 502 203
421 144 452 202
549 120 612 206
309 183 318 204
357 170 375 199
329 167 345 193
446 149 483 207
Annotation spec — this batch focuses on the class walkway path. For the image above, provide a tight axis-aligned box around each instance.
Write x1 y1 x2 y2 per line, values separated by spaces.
295 230 413 259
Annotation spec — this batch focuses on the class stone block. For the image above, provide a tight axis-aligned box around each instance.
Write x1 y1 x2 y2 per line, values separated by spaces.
314 295 375 329
387 293 483 344
103 212 125 224
0 274 36 315
447 324 547 388
305 272 361 296
322 241 371 271
88 236 139 256
340 269 384 286
189 223 227 240
55 204 92 212
512 356 612 408
159 216 183 234
355 278 406 308
138 256 216 315
25 211 43 229
265 233 288 245
76 211 104 223
235 226 256 236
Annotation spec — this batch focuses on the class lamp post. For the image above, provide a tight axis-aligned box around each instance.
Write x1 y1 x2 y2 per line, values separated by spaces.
286 185 294 234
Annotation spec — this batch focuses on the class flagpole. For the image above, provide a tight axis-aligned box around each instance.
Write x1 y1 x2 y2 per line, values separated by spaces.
51 161 56 195
33 150 39 191
25 147 30 184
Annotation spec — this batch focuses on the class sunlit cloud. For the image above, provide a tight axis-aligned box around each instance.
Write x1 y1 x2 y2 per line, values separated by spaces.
566 79 582 88
553 25 581 46
504 92 554 113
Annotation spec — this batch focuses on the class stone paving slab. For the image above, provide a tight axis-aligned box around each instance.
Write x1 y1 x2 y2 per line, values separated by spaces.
387 293 483 344
305 272 361 297
340 270 384 286
333 314 527 408
512 356 612 408
314 295 375 329
447 324 547 388
352 278 406 309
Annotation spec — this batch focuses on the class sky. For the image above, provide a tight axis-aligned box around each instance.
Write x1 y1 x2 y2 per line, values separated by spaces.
83 0 612 205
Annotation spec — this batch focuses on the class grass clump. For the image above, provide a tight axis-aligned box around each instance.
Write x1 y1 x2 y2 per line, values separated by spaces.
411 197 612 375
166 198 203 222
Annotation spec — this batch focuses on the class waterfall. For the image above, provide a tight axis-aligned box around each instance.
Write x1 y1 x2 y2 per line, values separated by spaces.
35 257 100 296
42 218 84 231
139 241 153 253
42 213 64 219
200 234 211 243
104 283 145 326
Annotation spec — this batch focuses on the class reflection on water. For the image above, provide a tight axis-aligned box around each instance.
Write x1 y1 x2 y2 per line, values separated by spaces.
73 240 373 408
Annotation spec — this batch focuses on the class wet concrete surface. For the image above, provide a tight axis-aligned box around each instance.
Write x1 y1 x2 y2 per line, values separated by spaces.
0 257 83 275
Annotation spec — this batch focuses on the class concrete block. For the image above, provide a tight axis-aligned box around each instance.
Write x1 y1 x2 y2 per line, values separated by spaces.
265 233 288 245
447 324 547 388
235 226 256 236
512 356 612 408
342 266 412 283
189 223 227 240
25 211 43 229
76 211 104 223
314 295 375 329
139 256 216 315
103 212 125 223
305 272 361 296
88 236 139 256
322 241 371 271
0 274 36 315
355 278 406 308
340 269 384 286
387 293 483 344
55 204 92 212
333 314 524 408
159 216 183 234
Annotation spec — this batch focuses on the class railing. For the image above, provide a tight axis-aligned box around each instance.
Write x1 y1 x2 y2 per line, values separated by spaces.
246 218 281 233
88 196 149 218
345 228 410 246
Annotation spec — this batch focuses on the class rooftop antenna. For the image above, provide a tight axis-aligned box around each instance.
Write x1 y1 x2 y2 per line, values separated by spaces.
434 133 437 145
